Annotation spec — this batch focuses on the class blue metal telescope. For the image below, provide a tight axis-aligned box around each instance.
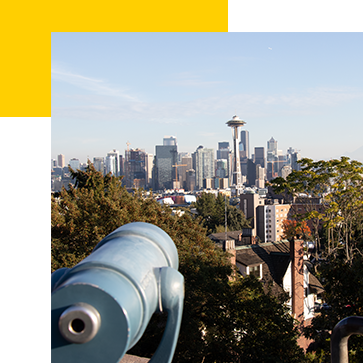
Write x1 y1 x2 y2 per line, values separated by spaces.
51 222 184 363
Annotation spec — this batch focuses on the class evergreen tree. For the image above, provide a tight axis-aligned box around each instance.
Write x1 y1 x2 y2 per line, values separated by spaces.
192 192 251 234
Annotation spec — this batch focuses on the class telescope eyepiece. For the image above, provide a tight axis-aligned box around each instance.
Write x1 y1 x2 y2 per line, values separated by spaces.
59 302 101 344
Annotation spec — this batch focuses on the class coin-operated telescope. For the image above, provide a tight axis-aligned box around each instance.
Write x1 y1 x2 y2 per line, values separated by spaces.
51 222 184 363
331 316 363 363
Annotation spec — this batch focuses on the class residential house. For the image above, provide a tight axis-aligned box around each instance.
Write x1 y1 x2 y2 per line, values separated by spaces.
208 229 256 248
211 234 324 351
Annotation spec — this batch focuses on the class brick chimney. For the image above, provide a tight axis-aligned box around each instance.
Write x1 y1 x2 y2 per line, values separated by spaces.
224 239 236 266
290 238 305 323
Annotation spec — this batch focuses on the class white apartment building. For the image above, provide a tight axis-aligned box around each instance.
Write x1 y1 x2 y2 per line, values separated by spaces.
264 204 291 242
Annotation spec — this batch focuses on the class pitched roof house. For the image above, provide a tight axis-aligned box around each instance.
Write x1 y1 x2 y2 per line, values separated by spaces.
211 235 324 351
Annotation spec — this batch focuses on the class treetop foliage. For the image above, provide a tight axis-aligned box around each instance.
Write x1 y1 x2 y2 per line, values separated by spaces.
192 192 251 234
269 156 363 262
282 219 312 241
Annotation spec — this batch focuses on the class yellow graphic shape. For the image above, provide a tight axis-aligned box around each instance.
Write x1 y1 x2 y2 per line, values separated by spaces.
0 0 258 167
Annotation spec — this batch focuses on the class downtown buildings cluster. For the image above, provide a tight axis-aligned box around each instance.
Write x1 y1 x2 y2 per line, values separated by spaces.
51 116 302 196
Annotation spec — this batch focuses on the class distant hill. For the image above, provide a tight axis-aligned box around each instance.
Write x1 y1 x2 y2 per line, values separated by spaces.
342 145 363 163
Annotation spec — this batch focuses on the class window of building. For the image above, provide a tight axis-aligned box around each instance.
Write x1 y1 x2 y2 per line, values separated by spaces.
249 264 261 279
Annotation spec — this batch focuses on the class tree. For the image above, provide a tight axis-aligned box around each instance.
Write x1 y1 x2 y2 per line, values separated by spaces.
226 276 306 363
322 157 363 261
269 157 363 362
303 248 363 363
192 192 251 234
269 157 363 262
52 165 305 362
282 219 312 241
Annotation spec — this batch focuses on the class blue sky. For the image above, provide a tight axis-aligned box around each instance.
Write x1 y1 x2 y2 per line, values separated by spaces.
52 32 363 163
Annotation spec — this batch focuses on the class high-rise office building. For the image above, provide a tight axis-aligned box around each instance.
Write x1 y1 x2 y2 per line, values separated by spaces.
93 157 104 174
180 155 192 189
145 153 154 187
192 145 203 171
69 158 80 170
218 141 229 149
186 169 196 191
239 130 250 159
124 148 147 188
291 152 301 171
254 147 265 168
58 154 65 168
217 142 230 160
247 159 258 187
154 144 177 190
105 155 116 176
215 159 228 178
195 147 214 190
267 137 278 156
106 149 120 176
163 136 177 146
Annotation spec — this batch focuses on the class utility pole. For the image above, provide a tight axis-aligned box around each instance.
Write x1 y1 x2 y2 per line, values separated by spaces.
225 194 228 242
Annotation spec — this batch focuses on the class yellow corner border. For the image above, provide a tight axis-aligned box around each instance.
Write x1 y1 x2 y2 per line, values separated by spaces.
1 1 228 117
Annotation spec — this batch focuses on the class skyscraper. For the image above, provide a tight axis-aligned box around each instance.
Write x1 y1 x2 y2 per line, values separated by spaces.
215 159 228 178
145 153 154 187
106 149 120 176
58 154 65 168
239 130 250 159
267 137 278 159
93 157 104 174
124 148 147 188
186 169 196 191
154 144 177 190
180 155 192 189
69 158 80 170
291 152 301 171
163 136 177 146
217 141 230 160
254 147 265 168
195 147 214 190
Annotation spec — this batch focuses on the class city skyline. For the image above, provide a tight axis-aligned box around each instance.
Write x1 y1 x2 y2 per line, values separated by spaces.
52 32 363 163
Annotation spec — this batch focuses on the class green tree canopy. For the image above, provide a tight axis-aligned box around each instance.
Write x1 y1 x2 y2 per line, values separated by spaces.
192 192 251 234
269 157 363 261
304 248 363 363
52 165 305 362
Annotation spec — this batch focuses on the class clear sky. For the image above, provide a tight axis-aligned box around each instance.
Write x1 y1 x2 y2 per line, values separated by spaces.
52 32 363 164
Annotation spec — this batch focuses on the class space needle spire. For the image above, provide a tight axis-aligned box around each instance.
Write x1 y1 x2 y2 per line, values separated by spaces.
226 115 246 195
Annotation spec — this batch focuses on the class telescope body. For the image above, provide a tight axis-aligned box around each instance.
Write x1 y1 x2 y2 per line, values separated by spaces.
331 316 363 363
51 222 184 363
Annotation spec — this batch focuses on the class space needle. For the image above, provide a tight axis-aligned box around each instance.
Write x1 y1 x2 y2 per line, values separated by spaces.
226 115 246 195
